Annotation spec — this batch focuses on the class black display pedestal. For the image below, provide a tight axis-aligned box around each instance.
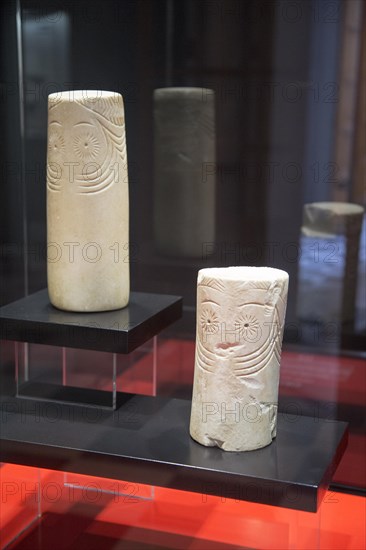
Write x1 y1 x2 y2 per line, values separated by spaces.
0 289 183 408
0 289 183 353
0 290 348 514
0 393 347 513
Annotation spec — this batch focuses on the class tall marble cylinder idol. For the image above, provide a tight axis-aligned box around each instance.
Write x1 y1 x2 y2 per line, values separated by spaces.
154 87 215 257
190 266 289 451
47 90 129 312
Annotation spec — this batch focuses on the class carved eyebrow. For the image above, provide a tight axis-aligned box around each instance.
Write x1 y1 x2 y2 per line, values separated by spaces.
74 122 94 126
201 300 219 306
237 302 265 308
49 121 62 126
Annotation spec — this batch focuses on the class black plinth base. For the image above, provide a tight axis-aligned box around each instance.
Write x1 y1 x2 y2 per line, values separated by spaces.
0 289 182 353
0 394 348 512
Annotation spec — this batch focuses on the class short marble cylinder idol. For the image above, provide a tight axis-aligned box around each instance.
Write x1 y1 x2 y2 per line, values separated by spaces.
47 90 129 312
190 266 289 451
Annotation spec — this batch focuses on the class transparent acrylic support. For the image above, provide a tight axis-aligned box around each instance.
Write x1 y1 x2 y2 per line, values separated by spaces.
60 337 156 499
15 336 158 409
62 472 155 503
33 469 156 541
0 463 41 549
14 338 157 502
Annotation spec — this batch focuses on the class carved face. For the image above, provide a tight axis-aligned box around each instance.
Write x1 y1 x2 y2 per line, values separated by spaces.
47 93 126 195
196 273 288 379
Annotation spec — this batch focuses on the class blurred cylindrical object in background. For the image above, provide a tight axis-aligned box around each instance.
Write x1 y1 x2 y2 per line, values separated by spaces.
297 202 364 331
153 87 216 257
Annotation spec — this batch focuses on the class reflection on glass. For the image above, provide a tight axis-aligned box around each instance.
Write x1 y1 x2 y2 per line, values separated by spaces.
297 202 364 344
22 10 70 139
153 87 216 257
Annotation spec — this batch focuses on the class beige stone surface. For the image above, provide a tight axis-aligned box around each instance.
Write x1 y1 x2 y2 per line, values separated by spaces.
47 90 129 312
190 266 289 451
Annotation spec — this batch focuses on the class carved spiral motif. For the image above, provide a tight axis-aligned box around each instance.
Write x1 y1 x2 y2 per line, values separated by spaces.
196 277 288 380
47 96 126 194
73 130 100 161
200 308 219 334
235 314 260 341
48 129 65 157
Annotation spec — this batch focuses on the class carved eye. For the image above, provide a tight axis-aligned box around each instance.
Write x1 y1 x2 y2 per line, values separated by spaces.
48 129 65 156
235 314 260 341
200 308 219 334
73 130 100 161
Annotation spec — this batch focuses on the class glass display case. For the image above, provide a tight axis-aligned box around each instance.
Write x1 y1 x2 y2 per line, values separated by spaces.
0 0 365 548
